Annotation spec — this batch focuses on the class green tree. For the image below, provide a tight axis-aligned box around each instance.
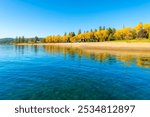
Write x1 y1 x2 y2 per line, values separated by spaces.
64 32 67 36
99 26 102 30
137 29 149 38
78 29 82 35
69 32 76 37
34 36 39 43
22 36 25 43
108 33 115 41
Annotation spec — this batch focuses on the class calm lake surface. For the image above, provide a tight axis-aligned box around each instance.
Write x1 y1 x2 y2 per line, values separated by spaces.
0 44 150 100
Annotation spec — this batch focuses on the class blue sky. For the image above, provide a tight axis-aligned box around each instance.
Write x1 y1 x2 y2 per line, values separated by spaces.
0 0 150 38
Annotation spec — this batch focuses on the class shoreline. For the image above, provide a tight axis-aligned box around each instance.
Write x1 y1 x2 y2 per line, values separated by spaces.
17 42 150 51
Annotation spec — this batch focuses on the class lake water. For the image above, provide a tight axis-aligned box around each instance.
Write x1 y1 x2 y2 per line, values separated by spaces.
0 44 150 100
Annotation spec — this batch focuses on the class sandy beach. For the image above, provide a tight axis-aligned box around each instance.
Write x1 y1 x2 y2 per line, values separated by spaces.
17 42 150 56
17 42 150 51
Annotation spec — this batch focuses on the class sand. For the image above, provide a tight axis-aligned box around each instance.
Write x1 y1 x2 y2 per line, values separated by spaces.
17 42 150 56
17 42 150 50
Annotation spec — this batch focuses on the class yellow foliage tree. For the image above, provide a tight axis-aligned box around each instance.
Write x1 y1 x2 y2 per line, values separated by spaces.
134 22 143 33
114 27 136 40
44 23 150 43
94 30 109 42
144 24 150 38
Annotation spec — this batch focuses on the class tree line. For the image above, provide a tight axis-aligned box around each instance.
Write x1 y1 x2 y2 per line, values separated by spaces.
14 23 150 43
14 36 41 43
45 23 150 43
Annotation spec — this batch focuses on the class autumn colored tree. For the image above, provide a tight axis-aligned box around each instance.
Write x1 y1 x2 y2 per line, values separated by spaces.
14 22 150 44
144 24 150 38
94 30 109 42
67 23 149 43
134 22 143 33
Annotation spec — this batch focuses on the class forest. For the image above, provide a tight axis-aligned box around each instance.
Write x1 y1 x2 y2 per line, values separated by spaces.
14 23 150 43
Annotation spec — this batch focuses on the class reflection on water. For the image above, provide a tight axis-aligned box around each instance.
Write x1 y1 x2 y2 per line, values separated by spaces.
0 44 150 100
44 45 150 68
15 45 40 54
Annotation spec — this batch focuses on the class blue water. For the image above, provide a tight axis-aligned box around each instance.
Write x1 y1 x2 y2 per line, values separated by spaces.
0 45 150 100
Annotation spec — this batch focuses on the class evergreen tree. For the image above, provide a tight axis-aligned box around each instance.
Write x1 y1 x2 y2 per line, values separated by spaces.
22 36 25 43
137 29 149 38
64 32 67 36
99 26 102 30
94 29 97 32
34 36 39 43
69 32 75 37
78 29 82 34
103 26 105 30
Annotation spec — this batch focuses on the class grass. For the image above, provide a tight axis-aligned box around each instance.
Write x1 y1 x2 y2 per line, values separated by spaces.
109 38 150 43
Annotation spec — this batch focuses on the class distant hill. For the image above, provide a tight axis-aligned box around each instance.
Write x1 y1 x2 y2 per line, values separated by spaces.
0 37 45 44
0 38 14 43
